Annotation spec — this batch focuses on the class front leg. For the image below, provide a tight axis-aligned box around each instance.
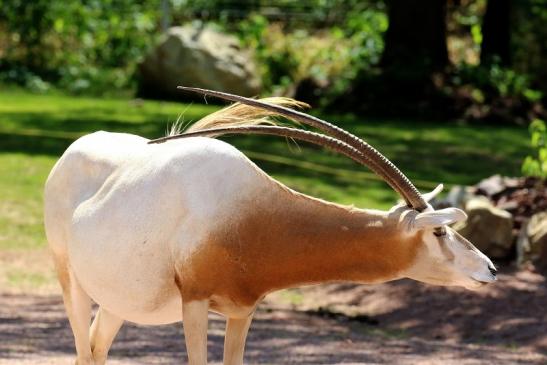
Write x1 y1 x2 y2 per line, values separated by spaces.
182 300 210 365
223 315 254 365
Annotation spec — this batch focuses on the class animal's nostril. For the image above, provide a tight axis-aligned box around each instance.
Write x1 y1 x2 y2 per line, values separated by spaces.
489 266 497 276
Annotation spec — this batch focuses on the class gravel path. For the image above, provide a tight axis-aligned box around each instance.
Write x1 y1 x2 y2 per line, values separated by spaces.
1 276 546 365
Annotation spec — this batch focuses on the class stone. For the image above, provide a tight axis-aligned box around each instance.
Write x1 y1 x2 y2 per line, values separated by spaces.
528 212 547 250
476 174 506 197
444 185 473 208
454 196 514 259
517 213 547 267
528 212 547 267
431 185 472 210
516 219 531 266
138 24 261 100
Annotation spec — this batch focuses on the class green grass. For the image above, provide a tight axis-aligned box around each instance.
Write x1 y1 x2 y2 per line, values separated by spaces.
6 269 51 288
0 88 530 252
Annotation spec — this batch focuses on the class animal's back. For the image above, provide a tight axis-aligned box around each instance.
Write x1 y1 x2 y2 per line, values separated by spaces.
44 131 268 324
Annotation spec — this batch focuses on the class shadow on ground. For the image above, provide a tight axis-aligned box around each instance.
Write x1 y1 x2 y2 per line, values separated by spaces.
277 266 547 357
1 267 546 365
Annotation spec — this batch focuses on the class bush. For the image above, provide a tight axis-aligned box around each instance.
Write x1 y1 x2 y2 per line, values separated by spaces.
1 1 388 100
522 119 547 179
235 8 387 104
456 62 542 102
0 0 159 94
451 61 544 123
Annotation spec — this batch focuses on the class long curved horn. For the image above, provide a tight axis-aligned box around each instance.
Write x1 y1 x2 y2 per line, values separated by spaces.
176 86 427 210
149 125 424 208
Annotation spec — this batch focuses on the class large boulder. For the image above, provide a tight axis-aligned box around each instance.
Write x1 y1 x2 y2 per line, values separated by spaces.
436 185 473 209
517 212 547 267
454 197 514 259
528 212 547 252
139 24 261 100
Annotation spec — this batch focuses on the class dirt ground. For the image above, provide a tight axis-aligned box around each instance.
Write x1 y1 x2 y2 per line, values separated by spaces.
1 266 546 364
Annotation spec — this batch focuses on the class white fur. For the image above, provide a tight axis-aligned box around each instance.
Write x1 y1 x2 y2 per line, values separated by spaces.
404 227 495 290
46 132 261 324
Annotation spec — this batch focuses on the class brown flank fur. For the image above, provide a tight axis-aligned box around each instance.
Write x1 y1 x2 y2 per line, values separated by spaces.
176 176 422 310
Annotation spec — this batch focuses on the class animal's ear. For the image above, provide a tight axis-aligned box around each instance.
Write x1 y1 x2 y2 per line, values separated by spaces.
414 207 467 229
421 184 443 203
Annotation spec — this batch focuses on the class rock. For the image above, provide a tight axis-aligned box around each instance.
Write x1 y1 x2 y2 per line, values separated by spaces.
475 174 506 197
528 212 547 245
474 175 522 199
454 197 514 259
138 24 261 100
529 212 547 267
431 185 472 209
517 213 547 267
444 185 473 209
495 198 519 212
516 219 532 266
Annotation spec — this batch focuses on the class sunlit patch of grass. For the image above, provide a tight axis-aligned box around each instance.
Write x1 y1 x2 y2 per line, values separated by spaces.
0 153 54 250
7 269 50 288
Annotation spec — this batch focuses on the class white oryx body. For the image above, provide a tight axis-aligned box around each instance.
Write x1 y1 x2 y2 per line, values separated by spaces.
45 132 263 324
44 93 496 365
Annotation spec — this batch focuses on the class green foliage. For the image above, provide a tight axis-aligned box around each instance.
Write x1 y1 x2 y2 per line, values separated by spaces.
0 0 389 99
522 119 547 179
1 0 544 118
0 0 159 94
453 60 543 123
236 7 387 102
444 0 546 123
512 0 547 96
457 62 541 101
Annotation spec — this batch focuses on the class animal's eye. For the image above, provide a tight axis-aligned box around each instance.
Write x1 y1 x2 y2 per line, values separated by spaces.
434 227 446 237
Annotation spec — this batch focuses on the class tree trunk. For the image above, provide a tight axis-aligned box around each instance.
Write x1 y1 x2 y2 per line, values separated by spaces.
481 0 511 66
334 0 453 118
381 0 449 74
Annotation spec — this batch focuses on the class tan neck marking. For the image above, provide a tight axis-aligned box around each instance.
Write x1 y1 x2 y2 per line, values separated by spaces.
178 181 422 306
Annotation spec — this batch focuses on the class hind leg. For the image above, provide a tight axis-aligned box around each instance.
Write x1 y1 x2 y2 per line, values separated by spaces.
54 257 94 364
90 307 124 365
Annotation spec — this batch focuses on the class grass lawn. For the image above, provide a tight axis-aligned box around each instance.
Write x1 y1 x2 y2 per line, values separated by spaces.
0 88 530 289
